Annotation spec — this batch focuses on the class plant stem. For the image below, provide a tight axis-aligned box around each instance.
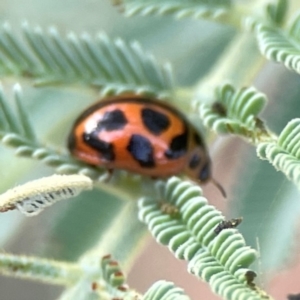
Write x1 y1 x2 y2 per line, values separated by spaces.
0 253 82 285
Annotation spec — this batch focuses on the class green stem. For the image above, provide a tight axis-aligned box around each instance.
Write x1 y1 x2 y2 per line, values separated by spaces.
0 253 82 285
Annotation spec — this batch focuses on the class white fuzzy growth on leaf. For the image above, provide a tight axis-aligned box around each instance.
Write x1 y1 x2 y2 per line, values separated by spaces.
0 174 93 216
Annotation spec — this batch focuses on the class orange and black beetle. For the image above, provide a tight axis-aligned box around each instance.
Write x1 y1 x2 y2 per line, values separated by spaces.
68 95 224 195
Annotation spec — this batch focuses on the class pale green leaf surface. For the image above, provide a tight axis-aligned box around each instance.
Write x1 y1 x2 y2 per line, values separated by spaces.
113 0 231 20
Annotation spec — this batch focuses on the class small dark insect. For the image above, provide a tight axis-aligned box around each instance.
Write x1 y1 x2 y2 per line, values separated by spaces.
245 271 271 299
288 294 300 300
245 270 257 291
254 117 269 135
211 101 227 117
245 270 257 285
214 217 243 234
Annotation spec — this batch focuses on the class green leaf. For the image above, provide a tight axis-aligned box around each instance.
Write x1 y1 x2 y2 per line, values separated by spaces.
0 83 38 144
143 280 190 300
112 0 231 20
0 23 174 96
0 84 108 181
0 85 23 135
13 84 38 143
138 177 271 300
198 83 269 142
257 119 300 189
248 11 300 75
266 0 288 25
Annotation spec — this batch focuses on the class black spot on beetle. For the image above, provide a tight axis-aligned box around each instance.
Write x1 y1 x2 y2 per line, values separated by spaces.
83 132 115 161
165 131 188 159
198 162 210 181
97 109 128 131
141 108 170 135
127 134 155 167
189 154 201 169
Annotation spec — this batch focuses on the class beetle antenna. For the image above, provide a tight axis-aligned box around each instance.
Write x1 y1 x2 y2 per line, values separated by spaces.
211 178 227 198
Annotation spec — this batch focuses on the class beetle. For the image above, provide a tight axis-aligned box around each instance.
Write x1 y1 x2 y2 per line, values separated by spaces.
67 94 225 196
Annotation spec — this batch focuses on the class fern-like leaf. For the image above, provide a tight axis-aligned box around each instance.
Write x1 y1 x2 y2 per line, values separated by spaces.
143 280 190 300
0 84 37 143
138 177 271 300
257 119 300 189
59 254 140 300
198 83 271 142
0 23 173 95
0 84 108 181
247 11 300 74
112 0 231 20
98 254 126 288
